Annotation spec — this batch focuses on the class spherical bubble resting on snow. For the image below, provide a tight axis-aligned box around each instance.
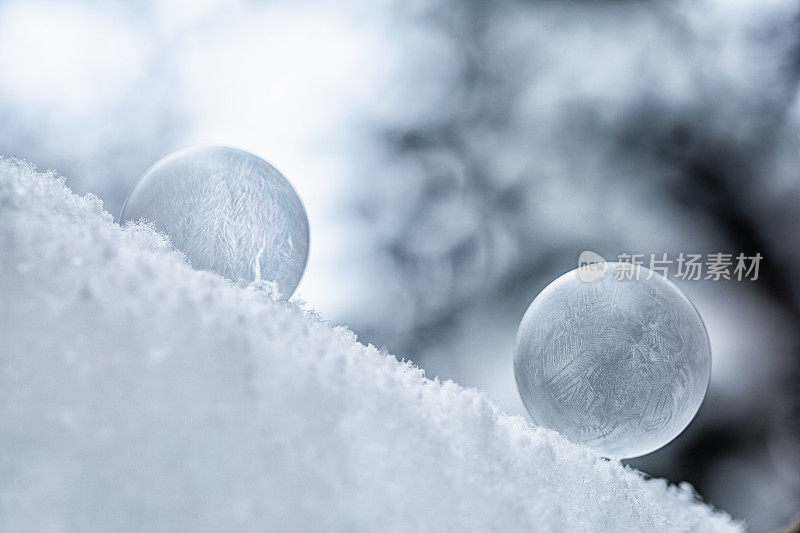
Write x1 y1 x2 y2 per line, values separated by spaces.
513 263 711 459
120 145 309 299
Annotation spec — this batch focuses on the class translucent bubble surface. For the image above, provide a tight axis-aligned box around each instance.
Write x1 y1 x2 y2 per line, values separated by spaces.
120 146 308 298
514 263 711 459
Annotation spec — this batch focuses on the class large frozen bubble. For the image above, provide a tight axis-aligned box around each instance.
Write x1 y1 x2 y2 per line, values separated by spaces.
120 145 309 298
513 263 711 459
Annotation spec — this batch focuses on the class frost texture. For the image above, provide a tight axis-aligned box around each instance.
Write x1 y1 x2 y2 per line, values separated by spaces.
514 265 711 459
0 158 740 531
120 146 309 299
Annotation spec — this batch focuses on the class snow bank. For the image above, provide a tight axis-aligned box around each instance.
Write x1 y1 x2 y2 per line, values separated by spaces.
0 158 741 531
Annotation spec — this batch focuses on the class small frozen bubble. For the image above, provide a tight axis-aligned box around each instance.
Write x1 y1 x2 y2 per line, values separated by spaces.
513 263 711 459
120 146 308 298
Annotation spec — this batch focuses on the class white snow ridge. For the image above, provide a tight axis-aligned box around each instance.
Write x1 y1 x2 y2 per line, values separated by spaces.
0 158 741 532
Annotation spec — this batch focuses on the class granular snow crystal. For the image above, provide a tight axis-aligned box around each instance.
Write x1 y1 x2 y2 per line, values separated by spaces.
0 158 740 532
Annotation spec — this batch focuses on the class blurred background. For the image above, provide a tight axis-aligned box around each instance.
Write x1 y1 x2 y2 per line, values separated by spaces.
1 0 799 530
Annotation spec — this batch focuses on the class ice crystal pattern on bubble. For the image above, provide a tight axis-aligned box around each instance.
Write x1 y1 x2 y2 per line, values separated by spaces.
514 264 711 458
120 146 309 298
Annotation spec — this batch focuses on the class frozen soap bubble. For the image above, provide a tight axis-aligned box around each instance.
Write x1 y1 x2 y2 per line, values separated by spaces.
120 146 309 298
513 262 711 459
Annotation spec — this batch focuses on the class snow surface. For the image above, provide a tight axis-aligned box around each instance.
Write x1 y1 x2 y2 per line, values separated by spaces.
0 158 742 531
